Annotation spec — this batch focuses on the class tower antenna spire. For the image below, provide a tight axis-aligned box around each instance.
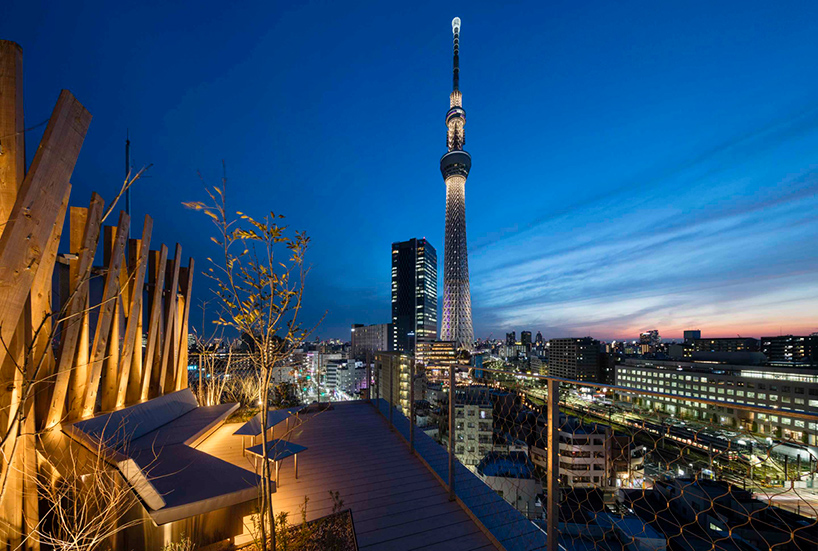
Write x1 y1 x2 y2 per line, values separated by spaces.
441 17 474 351
452 17 461 92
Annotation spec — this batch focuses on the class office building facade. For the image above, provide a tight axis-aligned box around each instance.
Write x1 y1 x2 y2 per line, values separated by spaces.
548 337 602 382
391 238 437 352
615 358 818 445
350 323 392 359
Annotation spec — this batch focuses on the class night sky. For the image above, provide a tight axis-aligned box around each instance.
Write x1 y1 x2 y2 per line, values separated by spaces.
5 1 818 341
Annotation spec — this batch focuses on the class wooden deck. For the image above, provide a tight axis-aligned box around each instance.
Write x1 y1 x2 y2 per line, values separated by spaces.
197 401 498 551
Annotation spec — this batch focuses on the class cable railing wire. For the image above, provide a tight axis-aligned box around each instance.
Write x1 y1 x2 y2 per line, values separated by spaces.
373 361 818 551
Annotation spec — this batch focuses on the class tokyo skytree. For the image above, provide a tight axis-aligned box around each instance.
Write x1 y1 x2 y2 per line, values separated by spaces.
440 17 474 351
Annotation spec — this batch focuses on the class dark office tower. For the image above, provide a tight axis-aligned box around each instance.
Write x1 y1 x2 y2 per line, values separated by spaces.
548 337 602 382
505 332 516 346
520 331 532 347
391 238 438 352
683 329 701 344
440 17 475 351
535 331 544 347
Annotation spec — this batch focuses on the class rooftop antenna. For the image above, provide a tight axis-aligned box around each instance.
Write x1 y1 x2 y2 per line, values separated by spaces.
125 130 131 238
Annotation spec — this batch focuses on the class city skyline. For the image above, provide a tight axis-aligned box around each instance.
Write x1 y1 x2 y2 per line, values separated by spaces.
5 2 818 340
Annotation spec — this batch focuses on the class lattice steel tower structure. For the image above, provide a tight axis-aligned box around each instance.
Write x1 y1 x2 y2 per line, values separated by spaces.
440 17 474 351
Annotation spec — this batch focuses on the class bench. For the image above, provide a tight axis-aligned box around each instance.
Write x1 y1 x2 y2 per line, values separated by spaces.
66 388 262 525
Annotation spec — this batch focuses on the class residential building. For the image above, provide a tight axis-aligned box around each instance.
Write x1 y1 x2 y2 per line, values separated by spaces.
761 335 818 366
452 388 494 468
690 337 759 354
391 238 437 352
557 418 611 488
350 323 391 359
548 337 602 382
611 434 646 489
376 351 421 415
500 343 528 360
335 361 369 395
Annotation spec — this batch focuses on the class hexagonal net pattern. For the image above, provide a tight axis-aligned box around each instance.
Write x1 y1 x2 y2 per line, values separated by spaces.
441 174 474 351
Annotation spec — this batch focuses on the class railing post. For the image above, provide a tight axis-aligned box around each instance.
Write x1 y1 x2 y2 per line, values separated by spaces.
388 359 394 428
547 378 559 551
448 365 456 501
365 354 372 402
409 357 415 454
375 357 380 408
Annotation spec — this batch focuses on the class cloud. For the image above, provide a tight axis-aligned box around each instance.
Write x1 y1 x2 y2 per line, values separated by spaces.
470 155 818 338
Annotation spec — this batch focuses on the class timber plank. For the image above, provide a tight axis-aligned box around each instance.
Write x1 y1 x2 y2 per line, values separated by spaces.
0 90 91 371
174 259 194 391
47 194 104 428
32 187 70 428
141 246 167 401
157 244 181 395
116 216 152 407
82 211 129 416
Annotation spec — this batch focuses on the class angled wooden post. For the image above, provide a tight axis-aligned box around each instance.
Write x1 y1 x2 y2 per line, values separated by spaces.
47 198 103 427
157 244 181 395
124 238 144 404
0 40 24 235
141 245 168 401
82 211 129 417
116 216 152 407
31 188 70 428
0 90 91 371
174 259 194 391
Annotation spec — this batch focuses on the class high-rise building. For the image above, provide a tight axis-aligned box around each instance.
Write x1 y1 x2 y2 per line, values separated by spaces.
440 17 474 351
683 329 701 344
548 337 602 382
505 332 516 346
520 331 532 347
639 330 661 347
534 331 544 347
416 340 457 368
761 335 818 366
350 323 392 360
391 238 438 352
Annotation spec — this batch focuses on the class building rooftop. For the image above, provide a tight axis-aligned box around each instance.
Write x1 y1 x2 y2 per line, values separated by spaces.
476 452 535 480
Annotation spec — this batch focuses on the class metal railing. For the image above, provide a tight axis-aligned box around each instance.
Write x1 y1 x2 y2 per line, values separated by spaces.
373 361 818 551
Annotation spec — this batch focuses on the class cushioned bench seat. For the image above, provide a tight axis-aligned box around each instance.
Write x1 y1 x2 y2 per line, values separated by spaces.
66 389 262 525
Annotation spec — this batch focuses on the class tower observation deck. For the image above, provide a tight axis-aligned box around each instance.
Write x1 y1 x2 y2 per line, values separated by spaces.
440 16 474 351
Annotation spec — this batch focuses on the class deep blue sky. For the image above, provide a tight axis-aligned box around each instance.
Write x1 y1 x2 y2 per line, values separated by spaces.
5 1 818 341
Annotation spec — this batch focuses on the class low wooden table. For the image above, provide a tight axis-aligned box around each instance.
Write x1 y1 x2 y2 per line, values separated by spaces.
246 439 308 487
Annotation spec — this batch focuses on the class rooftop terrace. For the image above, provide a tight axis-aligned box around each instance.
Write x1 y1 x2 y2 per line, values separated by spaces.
198 400 507 550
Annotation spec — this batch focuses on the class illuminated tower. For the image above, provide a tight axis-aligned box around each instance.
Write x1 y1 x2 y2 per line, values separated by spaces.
440 17 474 351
